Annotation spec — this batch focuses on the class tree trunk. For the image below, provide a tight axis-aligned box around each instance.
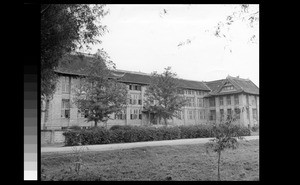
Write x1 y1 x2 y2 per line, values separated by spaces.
217 151 221 181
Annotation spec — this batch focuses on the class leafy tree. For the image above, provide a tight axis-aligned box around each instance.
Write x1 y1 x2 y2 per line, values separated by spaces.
205 119 245 181
213 4 259 52
73 54 128 127
144 67 188 125
41 4 108 99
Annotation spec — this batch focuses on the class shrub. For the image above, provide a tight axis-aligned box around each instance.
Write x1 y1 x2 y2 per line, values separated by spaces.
251 124 259 132
63 130 82 146
68 125 81 130
178 124 214 139
236 125 251 136
155 126 181 140
109 125 132 131
85 127 110 145
63 123 251 146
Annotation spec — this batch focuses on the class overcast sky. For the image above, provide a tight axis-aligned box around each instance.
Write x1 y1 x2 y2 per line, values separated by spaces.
83 4 259 87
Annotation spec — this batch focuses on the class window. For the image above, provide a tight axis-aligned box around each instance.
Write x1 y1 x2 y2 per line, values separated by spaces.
197 98 203 107
246 107 250 119
246 95 249 105
129 85 132 90
220 109 224 121
227 109 232 119
61 99 70 118
200 110 205 120
130 109 139 120
139 109 142 119
138 95 142 105
178 89 184 94
253 108 258 121
115 110 126 120
188 110 193 120
234 95 239 105
222 85 234 91
252 99 256 106
78 109 88 118
197 110 205 120
219 97 224 106
209 98 215 107
181 110 185 120
61 76 70 94
226 96 231 105
234 108 240 119
209 110 216 121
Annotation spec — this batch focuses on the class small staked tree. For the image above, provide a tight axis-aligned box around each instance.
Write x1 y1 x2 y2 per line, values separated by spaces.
73 54 128 127
205 118 244 181
144 67 188 125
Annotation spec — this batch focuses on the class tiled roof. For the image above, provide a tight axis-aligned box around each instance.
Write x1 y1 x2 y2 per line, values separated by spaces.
204 79 225 93
204 76 259 97
54 53 99 76
54 54 210 91
177 79 210 91
228 76 259 95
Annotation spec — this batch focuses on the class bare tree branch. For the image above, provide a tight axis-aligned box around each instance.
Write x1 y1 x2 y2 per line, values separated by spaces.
41 4 51 15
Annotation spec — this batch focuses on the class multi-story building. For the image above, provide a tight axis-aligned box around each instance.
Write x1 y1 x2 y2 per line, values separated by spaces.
41 53 259 131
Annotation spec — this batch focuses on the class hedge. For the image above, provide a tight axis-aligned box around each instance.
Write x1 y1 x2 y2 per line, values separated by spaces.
63 124 251 146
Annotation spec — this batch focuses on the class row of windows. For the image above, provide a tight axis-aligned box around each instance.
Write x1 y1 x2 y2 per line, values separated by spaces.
187 109 206 120
186 97 204 107
59 98 258 123
129 84 142 91
221 85 234 91
210 108 240 121
128 94 142 105
185 89 206 96
209 95 239 107
130 109 142 120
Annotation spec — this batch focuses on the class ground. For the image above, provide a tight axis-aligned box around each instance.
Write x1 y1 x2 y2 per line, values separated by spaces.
41 139 259 181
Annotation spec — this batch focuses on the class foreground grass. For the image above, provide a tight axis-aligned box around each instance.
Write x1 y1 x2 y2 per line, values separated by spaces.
41 139 259 181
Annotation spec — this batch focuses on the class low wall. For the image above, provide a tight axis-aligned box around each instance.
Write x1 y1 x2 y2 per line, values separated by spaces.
41 130 65 144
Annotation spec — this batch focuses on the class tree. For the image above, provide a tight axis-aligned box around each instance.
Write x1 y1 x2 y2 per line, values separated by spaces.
205 119 245 181
41 4 108 99
73 54 128 127
144 67 188 125
213 4 259 52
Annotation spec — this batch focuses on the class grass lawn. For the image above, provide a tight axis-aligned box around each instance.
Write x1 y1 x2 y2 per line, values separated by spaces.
41 139 259 181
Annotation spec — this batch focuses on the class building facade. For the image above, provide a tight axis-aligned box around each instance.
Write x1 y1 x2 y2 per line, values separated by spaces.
41 54 259 130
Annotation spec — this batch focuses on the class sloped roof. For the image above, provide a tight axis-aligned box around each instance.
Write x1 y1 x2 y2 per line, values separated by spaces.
204 76 259 97
177 79 210 91
228 76 259 95
55 53 101 76
204 79 225 93
54 54 210 91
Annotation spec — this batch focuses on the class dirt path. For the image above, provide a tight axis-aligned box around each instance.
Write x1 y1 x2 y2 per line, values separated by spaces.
41 135 259 153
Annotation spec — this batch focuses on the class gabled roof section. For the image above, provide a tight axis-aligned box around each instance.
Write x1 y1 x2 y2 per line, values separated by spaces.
204 76 259 97
227 76 259 95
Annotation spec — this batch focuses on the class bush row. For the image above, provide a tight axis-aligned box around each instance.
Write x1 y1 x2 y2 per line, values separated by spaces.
63 124 251 146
